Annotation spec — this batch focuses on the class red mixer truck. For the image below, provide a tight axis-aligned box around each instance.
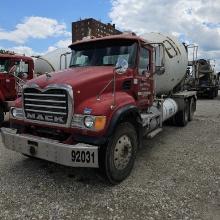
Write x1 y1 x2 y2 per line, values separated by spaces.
1 33 197 184
0 48 71 123
0 50 34 123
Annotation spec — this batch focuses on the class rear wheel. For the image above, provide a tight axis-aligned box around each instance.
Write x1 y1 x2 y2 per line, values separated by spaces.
99 122 137 184
215 88 218 97
174 99 189 126
188 98 196 121
0 106 4 124
208 89 215 99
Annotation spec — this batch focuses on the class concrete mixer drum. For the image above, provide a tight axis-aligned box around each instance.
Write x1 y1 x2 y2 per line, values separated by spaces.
141 33 188 95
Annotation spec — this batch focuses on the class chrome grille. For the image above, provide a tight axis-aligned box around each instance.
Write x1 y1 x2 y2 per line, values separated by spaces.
23 88 69 124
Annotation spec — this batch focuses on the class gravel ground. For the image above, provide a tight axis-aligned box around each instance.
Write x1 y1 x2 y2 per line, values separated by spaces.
0 93 220 220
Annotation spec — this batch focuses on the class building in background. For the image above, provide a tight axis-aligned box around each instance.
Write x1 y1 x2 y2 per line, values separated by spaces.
72 18 122 42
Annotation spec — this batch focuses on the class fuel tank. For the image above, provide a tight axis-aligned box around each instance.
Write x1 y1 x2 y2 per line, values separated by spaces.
141 33 188 95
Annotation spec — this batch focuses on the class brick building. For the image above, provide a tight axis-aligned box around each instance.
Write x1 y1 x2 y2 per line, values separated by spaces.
72 18 122 42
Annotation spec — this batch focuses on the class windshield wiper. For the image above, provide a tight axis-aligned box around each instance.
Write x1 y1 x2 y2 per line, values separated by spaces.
101 64 114 66
69 64 115 68
94 64 114 66
69 64 84 67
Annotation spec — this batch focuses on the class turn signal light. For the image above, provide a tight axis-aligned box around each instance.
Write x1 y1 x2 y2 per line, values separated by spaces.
94 116 106 131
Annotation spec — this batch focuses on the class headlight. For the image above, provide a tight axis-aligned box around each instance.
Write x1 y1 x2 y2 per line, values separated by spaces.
11 108 17 117
84 116 95 128
10 107 24 119
72 114 106 131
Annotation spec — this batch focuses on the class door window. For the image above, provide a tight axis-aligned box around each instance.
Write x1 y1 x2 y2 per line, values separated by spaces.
139 47 150 75
13 60 30 79
0 59 10 72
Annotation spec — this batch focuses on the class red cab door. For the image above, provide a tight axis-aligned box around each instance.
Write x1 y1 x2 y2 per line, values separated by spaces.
135 46 154 109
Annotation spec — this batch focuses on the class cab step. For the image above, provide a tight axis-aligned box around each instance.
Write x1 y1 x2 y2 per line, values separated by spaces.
147 128 163 139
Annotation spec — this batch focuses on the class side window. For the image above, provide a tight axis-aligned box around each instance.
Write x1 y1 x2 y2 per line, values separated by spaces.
153 44 165 75
22 62 29 74
15 60 29 74
154 45 164 67
139 47 150 75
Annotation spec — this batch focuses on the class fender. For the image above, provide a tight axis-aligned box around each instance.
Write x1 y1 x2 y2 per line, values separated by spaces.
74 105 143 147
105 104 144 148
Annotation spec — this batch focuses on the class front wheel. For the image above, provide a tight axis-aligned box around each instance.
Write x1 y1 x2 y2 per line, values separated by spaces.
99 122 138 184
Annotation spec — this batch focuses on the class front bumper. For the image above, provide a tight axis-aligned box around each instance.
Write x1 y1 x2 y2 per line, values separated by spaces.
1 128 99 168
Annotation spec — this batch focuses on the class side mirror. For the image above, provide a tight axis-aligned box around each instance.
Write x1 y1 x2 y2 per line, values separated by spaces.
156 66 165 75
115 57 128 74
19 72 28 79
159 66 165 73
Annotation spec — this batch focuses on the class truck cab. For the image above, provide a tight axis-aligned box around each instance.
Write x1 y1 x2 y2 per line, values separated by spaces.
0 50 34 122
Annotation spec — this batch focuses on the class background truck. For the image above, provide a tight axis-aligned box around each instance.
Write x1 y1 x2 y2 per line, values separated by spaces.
1 33 197 184
33 48 71 76
0 50 34 123
0 49 71 123
185 47 219 98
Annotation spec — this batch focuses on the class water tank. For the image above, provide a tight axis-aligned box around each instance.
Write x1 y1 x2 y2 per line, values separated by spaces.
33 48 71 76
141 33 188 95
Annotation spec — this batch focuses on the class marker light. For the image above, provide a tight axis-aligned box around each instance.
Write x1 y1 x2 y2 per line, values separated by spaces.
94 116 106 131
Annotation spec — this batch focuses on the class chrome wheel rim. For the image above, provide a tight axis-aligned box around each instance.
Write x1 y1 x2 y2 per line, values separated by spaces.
113 135 132 170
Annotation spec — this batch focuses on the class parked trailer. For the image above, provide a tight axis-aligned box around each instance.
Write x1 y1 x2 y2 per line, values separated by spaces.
1 33 197 183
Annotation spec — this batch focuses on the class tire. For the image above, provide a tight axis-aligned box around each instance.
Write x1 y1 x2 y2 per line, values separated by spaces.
215 88 218 97
0 106 4 124
99 122 138 184
188 98 196 121
208 89 215 99
174 99 189 126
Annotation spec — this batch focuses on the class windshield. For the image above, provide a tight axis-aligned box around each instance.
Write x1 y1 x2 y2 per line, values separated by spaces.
69 40 137 68
0 58 29 74
199 73 211 84
0 59 10 72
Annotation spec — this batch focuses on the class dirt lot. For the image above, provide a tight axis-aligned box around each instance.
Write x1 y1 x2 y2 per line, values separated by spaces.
0 93 219 220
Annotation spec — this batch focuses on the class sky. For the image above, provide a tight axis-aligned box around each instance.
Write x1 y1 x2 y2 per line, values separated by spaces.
0 0 220 71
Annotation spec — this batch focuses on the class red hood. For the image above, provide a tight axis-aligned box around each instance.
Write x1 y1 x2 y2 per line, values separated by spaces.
26 67 117 109
25 66 134 113
27 66 114 89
